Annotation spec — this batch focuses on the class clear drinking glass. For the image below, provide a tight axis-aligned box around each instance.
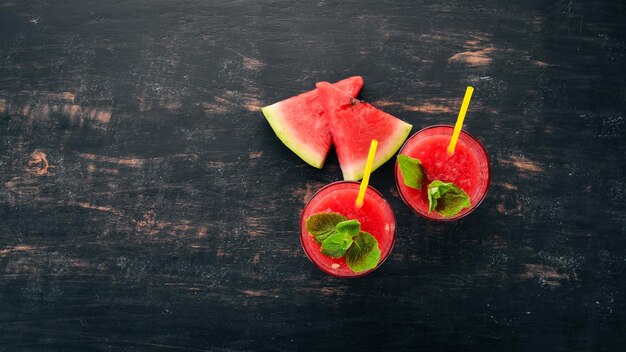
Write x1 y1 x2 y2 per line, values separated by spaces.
300 181 396 278
395 125 490 221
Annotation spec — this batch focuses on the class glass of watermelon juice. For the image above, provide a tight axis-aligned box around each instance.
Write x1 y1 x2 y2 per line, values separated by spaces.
300 181 396 277
395 125 490 221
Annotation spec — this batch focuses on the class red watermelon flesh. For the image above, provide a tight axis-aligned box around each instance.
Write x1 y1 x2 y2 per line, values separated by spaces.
261 76 364 168
316 81 412 181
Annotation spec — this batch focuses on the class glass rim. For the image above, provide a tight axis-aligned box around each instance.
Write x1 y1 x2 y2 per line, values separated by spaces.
299 181 397 278
394 125 491 222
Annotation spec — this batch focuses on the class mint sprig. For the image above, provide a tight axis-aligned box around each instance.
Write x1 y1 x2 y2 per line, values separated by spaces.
305 214 381 273
427 180 471 217
397 154 472 217
397 154 425 189
320 219 359 258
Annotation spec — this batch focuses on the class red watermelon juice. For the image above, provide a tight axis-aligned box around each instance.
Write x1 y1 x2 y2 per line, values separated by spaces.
395 125 490 221
300 182 396 277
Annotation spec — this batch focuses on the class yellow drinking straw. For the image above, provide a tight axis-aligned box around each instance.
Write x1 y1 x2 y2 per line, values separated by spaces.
447 86 474 155
356 139 378 209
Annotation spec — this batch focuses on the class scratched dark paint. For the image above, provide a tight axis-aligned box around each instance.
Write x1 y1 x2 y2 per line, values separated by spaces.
1 0 625 351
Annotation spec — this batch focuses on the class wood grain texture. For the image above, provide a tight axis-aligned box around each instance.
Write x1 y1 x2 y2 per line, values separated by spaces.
1 0 625 351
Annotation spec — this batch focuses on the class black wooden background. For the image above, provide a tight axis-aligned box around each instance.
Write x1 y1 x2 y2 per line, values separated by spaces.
1 1 625 351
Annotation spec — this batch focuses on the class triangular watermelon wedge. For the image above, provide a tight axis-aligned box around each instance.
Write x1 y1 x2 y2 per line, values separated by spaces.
261 76 364 168
316 81 412 181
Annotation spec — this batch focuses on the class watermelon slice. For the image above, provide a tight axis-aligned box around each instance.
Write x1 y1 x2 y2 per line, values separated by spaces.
316 82 412 181
261 76 364 168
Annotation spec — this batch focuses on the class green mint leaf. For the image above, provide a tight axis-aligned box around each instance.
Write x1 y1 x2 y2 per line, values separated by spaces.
321 232 354 258
427 180 471 217
397 154 425 189
306 213 347 244
346 231 381 273
320 219 361 258
335 219 361 237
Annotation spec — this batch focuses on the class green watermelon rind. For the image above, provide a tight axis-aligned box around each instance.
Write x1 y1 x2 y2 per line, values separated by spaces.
342 121 413 181
261 104 325 169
